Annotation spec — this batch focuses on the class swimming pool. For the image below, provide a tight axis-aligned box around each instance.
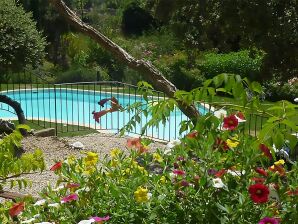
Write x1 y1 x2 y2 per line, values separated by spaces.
0 88 208 141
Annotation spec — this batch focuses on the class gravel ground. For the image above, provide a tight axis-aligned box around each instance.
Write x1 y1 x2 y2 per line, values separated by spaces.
2 133 165 199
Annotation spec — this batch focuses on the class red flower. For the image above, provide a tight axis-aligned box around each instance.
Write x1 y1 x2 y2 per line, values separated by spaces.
186 131 198 139
173 169 186 176
223 115 239 130
236 112 245 120
255 167 268 177
61 193 79 203
251 177 266 184
215 169 226 178
248 183 270 203
269 165 286 176
286 188 298 196
9 202 25 217
215 138 229 151
92 110 108 123
66 183 80 188
259 144 273 160
50 161 62 171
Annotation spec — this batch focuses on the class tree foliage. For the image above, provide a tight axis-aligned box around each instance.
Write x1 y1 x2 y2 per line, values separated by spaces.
0 0 46 73
154 0 298 81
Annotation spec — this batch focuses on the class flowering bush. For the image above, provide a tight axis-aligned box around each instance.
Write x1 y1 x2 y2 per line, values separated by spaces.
1 74 297 223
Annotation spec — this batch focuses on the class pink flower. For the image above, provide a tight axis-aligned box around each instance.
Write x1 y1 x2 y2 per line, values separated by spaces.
90 216 110 222
61 193 79 203
258 217 279 224
173 169 186 176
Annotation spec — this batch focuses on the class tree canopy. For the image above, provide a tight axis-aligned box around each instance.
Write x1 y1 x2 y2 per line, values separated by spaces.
0 0 46 73
154 0 298 81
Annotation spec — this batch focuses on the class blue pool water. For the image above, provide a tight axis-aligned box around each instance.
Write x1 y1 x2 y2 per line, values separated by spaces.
0 89 208 141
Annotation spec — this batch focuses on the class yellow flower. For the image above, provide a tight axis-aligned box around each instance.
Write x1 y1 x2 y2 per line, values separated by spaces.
83 166 96 176
160 176 167 184
67 155 76 165
274 159 285 166
137 165 148 176
84 151 98 166
125 168 132 175
226 139 239 148
134 186 149 203
110 148 121 158
111 159 119 167
153 153 163 163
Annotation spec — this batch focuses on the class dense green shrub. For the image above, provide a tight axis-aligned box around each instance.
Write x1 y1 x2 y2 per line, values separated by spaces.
199 50 264 80
55 68 97 83
0 0 46 73
156 51 205 90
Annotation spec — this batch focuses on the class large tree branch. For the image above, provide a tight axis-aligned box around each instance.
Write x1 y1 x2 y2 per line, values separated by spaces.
49 0 200 122
0 95 26 135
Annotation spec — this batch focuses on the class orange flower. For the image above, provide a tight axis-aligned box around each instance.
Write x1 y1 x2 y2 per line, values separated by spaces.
186 131 198 139
9 202 25 217
215 169 226 178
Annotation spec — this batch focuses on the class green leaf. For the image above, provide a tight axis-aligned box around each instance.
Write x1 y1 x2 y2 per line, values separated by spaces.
251 81 262 93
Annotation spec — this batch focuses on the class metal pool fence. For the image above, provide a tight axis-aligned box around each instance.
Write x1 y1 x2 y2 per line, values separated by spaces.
0 71 288 141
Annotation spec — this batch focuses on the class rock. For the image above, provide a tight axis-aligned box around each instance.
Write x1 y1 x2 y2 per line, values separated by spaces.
0 119 15 134
34 128 56 137
70 141 85 150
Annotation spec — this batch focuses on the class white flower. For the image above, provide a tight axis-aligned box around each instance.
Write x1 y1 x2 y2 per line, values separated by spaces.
52 185 64 192
21 218 36 223
34 199 46 206
75 186 90 194
214 109 227 119
235 115 246 123
294 98 298 103
48 203 60 208
212 178 225 188
147 192 152 199
78 220 94 224
166 139 181 150
35 222 54 224
227 170 245 176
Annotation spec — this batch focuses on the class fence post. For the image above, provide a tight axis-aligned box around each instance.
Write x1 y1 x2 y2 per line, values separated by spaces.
54 85 58 136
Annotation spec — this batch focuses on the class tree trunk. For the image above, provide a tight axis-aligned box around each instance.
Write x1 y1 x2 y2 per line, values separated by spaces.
48 0 200 122
0 95 26 135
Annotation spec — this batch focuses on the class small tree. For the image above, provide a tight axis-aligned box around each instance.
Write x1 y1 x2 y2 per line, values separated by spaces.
0 0 46 74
